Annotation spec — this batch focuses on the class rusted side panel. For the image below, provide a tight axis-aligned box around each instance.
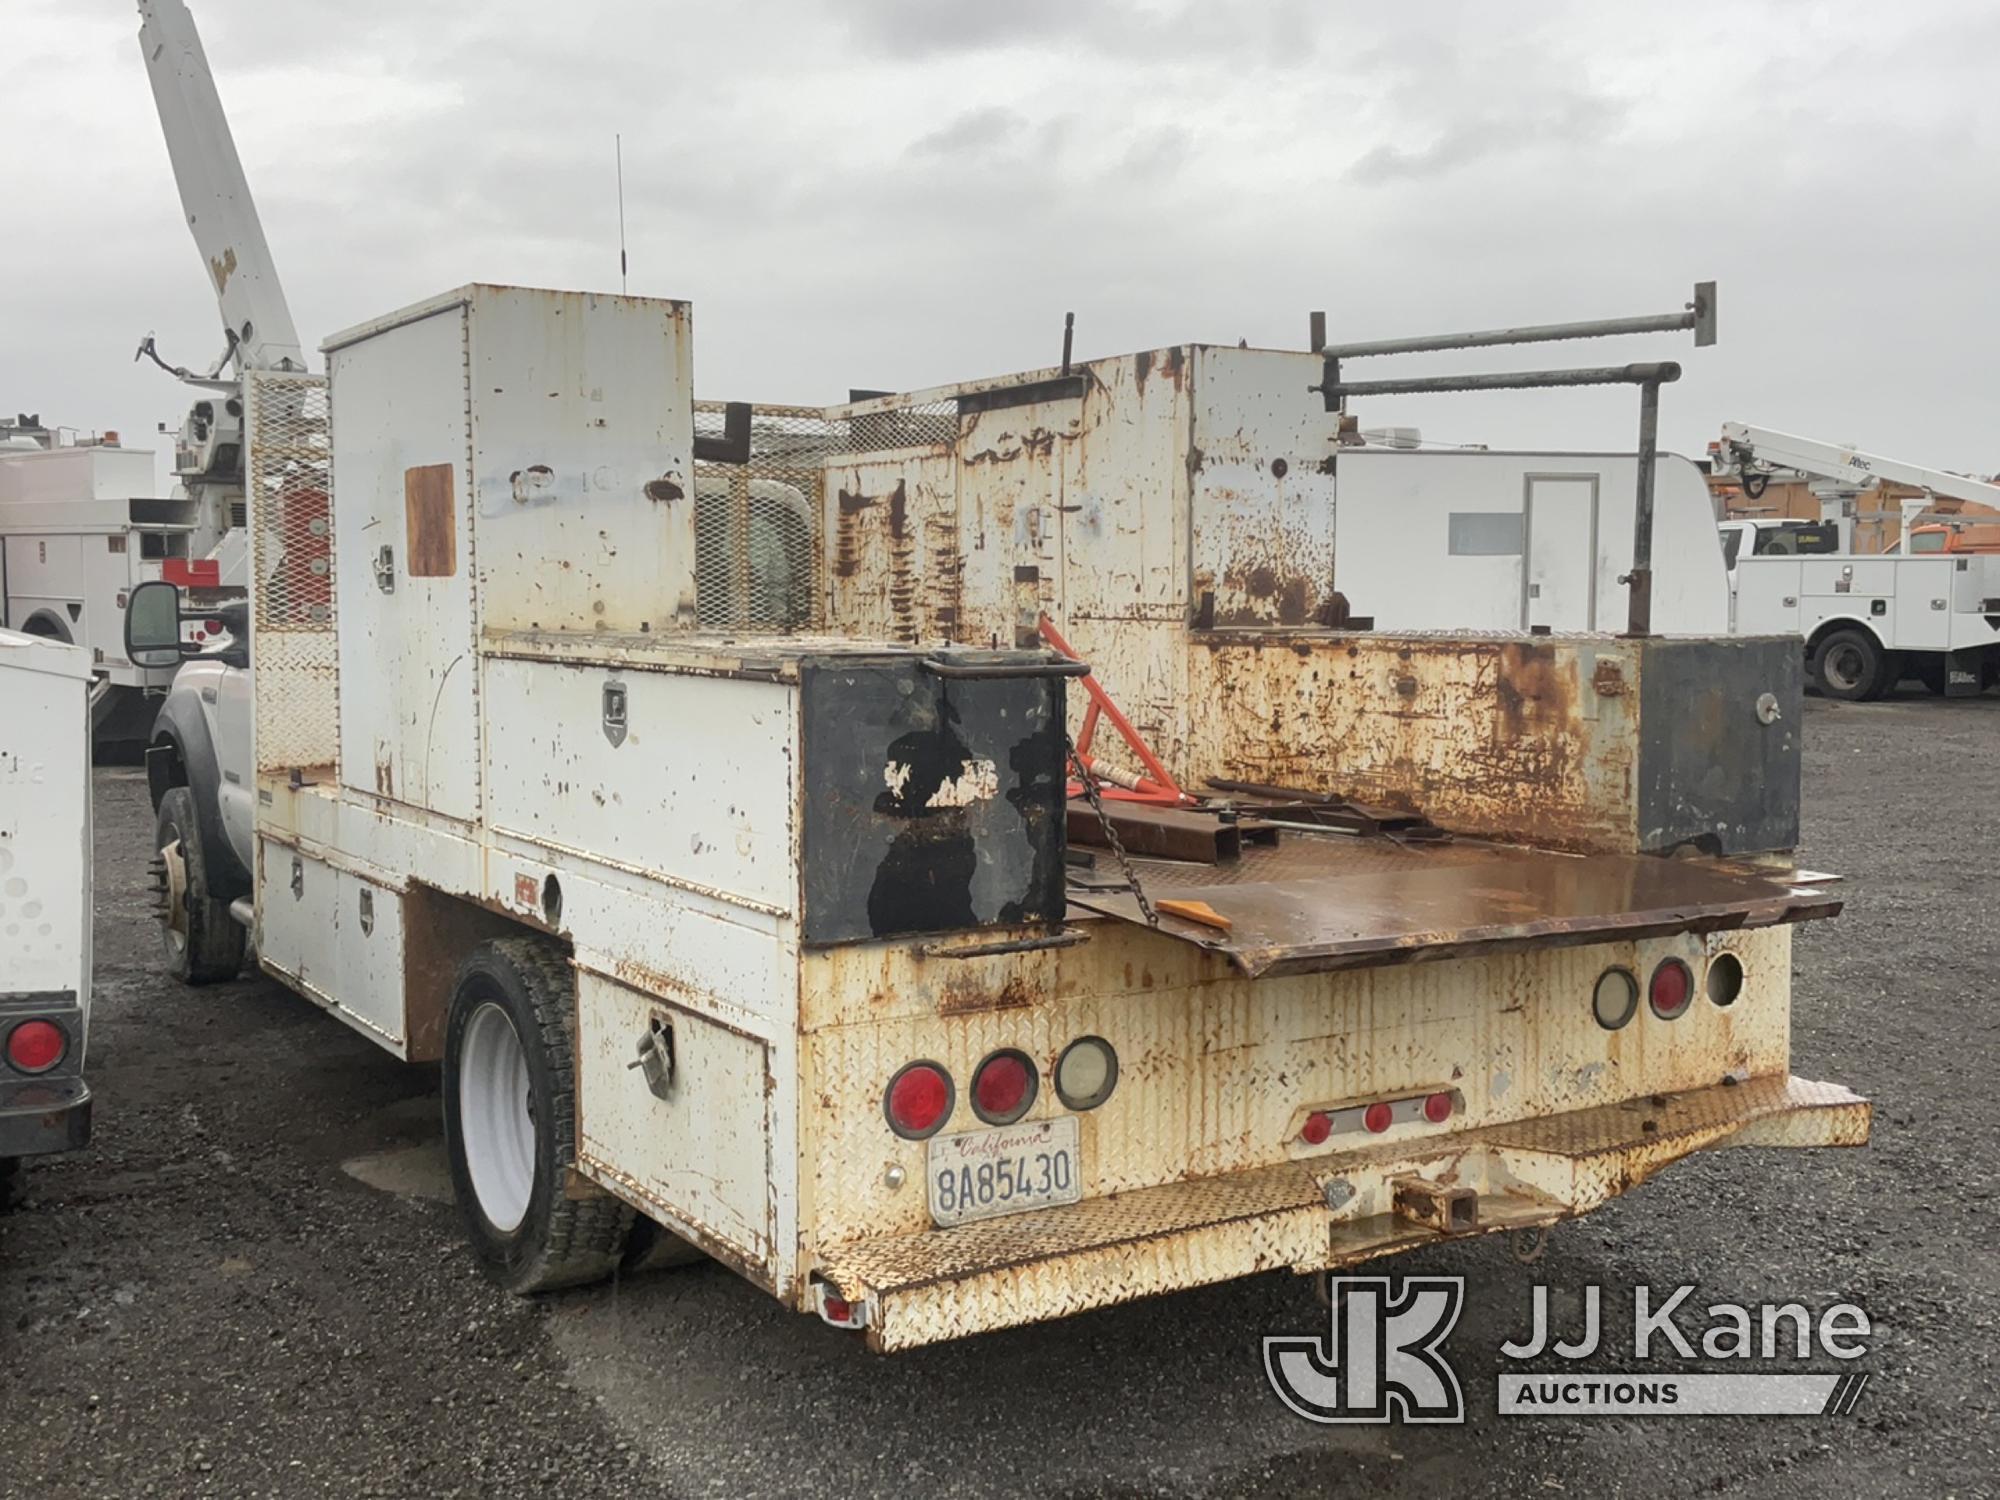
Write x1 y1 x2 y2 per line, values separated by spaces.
1186 634 1643 850
1061 349 1190 623
825 452 959 646
796 924 1793 1253
955 396 1079 647
1187 347 1341 628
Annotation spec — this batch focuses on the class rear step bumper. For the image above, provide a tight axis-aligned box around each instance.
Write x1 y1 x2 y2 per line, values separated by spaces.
817 1074 1868 1352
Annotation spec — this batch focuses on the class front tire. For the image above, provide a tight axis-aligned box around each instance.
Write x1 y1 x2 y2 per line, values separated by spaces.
154 785 245 984
442 938 633 1293
1810 628 1888 702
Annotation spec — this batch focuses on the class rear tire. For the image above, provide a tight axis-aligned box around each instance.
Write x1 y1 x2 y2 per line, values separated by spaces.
154 786 245 984
1810 628 1888 702
443 937 633 1293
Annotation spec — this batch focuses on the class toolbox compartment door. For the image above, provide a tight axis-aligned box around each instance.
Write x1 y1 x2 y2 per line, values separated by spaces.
798 655 1067 945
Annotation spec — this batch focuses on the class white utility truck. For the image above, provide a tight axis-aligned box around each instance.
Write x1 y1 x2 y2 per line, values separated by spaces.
0 428 216 745
127 280 1870 1350
1716 423 2000 698
0 628 94 1201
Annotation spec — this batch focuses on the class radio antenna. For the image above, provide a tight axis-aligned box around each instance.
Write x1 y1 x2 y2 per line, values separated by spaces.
615 133 628 293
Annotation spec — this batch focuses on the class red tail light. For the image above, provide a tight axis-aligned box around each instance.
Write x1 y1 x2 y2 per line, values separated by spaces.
5 1020 66 1074
971 1050 1036 1125
884 1061 953 1139
1649 958 1693 1019
1363 1101 1394 1134
1423 1092 1454 1124
1300 1111 1332 1145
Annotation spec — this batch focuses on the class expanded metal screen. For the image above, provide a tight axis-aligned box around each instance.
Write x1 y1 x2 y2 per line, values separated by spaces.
243 370 337 775
693 403 827 632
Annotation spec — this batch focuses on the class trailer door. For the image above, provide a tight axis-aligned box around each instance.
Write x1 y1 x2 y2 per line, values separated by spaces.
1523 474 1599 630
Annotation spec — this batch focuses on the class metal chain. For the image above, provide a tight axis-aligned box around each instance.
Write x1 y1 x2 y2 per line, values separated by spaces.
1066 732 1158 927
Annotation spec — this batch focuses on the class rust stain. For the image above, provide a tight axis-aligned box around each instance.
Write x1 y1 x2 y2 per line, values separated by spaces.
937 975 1038 1017
1191 636 1628 852
208 245 238 296
833 486 873 580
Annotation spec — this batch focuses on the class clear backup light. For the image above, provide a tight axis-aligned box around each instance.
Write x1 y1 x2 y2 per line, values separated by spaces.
1593 967 1639 1030
1055 1037 1118 1111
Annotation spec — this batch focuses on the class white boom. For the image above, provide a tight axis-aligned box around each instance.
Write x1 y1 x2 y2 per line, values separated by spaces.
138 0 303 375
1719 422 2000 512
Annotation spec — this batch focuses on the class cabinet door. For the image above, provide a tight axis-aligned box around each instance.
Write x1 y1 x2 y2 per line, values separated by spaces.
330 304 481 820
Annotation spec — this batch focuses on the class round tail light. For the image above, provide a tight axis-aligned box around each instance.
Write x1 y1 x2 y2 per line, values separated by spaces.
884 1061 953 1139
970 1049 1037 1125
1363 1101 1394 1134
1649 958 1693 1020
1423 1091 1454 1124
5 1019 66 1074
1300 1110 1332 1145
1054 1036 1118 1111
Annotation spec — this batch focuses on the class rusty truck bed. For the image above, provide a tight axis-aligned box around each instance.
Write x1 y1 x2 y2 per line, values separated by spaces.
1066 832 1839 977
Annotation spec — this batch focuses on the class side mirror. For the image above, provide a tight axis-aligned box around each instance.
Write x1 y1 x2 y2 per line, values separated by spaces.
125 579 188 668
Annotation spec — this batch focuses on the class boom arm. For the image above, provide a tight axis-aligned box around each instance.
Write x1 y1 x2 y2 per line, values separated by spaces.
1719 422 2000 511
137 0 303 375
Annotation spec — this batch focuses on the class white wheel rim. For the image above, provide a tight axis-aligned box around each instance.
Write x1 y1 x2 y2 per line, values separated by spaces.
460 1001 536 1233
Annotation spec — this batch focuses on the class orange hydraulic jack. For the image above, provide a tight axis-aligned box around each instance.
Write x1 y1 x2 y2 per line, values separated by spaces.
1038 614 1193 806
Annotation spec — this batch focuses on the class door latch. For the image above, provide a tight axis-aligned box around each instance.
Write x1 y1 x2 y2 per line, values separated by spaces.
628 1017 674 1099
602 679 628 747
374 544 396 593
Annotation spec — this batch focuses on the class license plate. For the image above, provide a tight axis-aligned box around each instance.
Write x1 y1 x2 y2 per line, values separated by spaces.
926 1115 1082 1227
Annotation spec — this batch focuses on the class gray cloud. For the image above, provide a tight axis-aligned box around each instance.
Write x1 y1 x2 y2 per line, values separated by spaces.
3 0 1997 481
910 106 1027 157
1348 90 1629 184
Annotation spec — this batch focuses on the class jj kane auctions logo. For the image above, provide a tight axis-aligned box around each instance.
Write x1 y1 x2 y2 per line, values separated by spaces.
1265 1278 1873 1422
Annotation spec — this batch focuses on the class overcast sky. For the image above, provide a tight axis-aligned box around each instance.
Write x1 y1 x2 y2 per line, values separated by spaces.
6 0 1996 487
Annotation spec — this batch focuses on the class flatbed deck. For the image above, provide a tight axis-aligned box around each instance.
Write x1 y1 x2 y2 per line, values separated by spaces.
1067 830 1840 977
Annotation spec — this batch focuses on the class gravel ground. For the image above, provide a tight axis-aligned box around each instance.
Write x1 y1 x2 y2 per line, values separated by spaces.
3 691 1995 1499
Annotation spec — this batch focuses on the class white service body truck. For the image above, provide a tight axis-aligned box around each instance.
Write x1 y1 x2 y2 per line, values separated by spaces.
0 628 94 1195
125 286 1870 1352
1716 423 2000 698
1727 545 2000 699
0 440 213 743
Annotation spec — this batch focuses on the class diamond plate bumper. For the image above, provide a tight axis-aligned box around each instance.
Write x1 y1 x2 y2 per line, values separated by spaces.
817 1073 1868 1352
